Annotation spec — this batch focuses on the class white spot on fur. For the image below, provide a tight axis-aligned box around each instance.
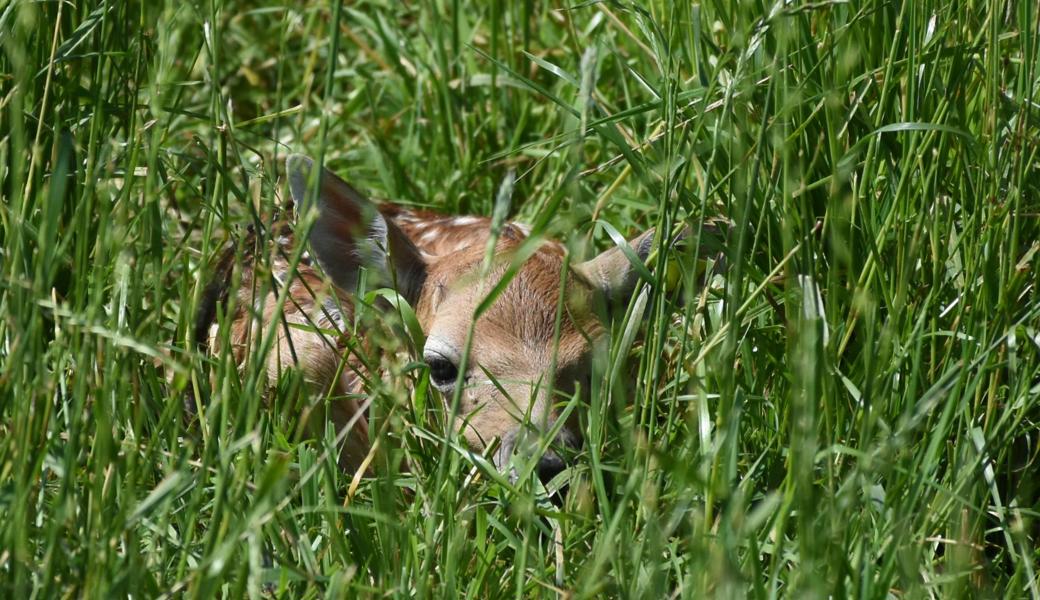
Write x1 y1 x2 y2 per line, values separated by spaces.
419 229 441 245
451 216 480 227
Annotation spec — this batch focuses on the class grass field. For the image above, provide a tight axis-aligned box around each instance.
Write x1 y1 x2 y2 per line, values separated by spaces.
3 0 1040 597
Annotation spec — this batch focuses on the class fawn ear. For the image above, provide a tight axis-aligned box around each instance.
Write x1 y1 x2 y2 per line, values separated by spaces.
287 154 426 304
572 229 658 303
573 223 726 303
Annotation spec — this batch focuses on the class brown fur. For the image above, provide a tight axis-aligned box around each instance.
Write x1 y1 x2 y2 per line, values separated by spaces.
412 236 600 461
194 157 677 474
194 206 598 471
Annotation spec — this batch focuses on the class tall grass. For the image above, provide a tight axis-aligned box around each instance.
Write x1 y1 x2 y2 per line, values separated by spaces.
2 0 1039 597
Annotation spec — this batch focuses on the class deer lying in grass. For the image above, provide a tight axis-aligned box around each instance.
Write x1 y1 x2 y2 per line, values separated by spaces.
194 154 721 482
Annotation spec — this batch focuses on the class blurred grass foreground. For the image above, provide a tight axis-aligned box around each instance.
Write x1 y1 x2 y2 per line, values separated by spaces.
2 0 1039 597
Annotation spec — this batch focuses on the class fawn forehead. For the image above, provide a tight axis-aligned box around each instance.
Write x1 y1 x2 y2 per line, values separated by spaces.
417 239 600 370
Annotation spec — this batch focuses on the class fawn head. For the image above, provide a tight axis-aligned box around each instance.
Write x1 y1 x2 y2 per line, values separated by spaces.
287 155 700 480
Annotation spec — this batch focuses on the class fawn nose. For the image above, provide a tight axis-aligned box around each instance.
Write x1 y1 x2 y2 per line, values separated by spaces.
536 450 567 485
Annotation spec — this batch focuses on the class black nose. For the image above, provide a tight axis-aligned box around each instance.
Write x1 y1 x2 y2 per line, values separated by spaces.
536 451 567 485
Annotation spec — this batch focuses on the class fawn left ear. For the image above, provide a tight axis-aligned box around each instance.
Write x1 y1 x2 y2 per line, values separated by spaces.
287 154 426 304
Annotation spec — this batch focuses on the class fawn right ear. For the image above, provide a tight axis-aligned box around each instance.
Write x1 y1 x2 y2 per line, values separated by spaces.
573 222 727 305
287 154 427 304
572 228 658 303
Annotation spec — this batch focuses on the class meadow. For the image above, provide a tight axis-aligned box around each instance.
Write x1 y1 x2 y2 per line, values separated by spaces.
2 0 1039 597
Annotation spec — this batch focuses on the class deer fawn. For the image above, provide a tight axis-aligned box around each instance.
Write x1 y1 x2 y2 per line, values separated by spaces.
194 154 721 482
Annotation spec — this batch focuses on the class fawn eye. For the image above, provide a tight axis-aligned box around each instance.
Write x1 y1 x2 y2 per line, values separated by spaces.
425 354 460 389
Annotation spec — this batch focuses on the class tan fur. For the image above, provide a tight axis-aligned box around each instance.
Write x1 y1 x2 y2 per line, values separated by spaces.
197 157 675 474
207 229 373 467
203 210 597 472
412 237 600 462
